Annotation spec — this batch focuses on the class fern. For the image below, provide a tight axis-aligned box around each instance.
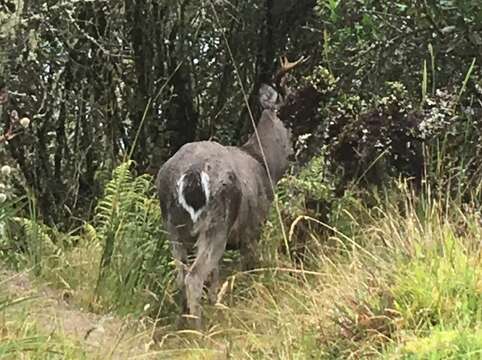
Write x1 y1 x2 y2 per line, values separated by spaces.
93 160 172 311
82 223 98 243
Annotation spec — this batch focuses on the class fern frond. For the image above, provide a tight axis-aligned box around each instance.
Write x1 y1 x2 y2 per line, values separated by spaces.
93 160 172 310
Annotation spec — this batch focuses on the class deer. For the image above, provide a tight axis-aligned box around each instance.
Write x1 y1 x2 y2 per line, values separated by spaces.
156 56 306 328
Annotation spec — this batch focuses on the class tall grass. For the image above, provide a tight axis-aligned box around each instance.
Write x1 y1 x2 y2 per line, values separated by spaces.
145 183 481 359
0 179 480 359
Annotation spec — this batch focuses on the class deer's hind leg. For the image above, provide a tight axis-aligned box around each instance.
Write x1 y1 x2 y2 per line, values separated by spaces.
171 241 188 314
184 222 227 328
206 267 219 304
167 223 193 327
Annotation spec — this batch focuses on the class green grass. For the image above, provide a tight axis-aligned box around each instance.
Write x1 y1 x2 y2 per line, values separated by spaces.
387 328 482 359
393 237 481 330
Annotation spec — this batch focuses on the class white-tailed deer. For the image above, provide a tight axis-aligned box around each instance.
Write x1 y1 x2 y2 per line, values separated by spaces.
156 56 306 328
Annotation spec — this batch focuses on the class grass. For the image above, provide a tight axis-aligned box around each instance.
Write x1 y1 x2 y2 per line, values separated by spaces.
1 180 481 358
0 281 86 359
390 328 482 359
137 186 481 359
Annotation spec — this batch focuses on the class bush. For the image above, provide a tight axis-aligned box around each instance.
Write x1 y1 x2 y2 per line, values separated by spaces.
288 0 482 201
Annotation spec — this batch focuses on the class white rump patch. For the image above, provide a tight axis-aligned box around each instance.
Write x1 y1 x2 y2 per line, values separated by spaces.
177 171 210 223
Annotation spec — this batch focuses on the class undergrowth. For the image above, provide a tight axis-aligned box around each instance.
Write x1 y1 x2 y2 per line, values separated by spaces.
1 161 174 318
1 166 481 359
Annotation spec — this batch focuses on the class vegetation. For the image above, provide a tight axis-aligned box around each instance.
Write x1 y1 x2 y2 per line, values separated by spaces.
1 0 481 358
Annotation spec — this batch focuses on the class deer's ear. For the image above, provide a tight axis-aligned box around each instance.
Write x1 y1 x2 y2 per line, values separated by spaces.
0 87 8 105
258 83 278 110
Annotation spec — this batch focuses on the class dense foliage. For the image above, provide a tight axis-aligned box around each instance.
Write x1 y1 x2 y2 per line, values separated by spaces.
0 0 320 227
1 0 480 228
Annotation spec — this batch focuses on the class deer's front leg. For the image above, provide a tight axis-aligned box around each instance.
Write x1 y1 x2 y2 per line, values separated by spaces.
240 225 261 271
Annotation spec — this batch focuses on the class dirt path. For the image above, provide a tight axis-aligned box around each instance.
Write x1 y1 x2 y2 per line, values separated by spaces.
0 266 158 359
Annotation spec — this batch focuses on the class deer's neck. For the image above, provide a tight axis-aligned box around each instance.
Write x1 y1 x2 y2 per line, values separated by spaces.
241 110 292 183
